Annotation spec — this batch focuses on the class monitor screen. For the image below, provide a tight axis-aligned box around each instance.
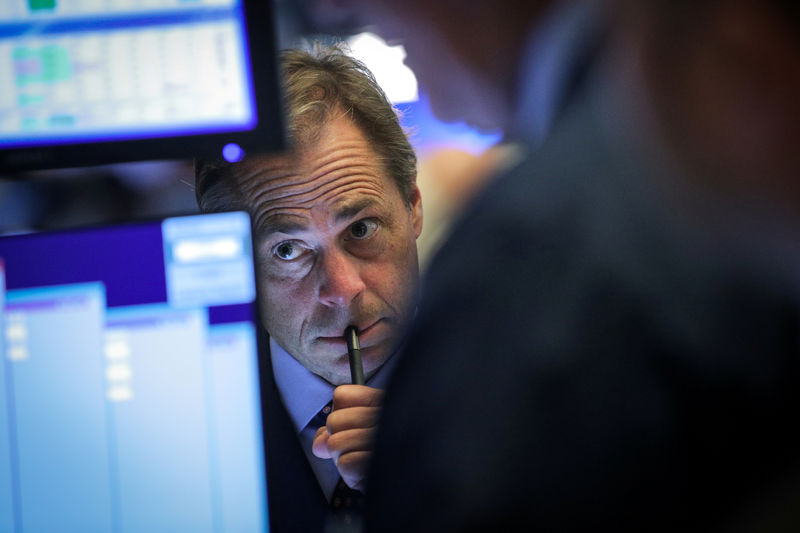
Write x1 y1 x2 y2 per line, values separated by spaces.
0 211 269 531
0 0 284 171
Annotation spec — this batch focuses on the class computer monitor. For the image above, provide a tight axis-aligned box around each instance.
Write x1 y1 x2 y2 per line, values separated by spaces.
0 0 284 172
0 211 269 531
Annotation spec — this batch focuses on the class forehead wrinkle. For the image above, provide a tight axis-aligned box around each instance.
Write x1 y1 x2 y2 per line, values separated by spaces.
246 141 383 207
253 179 386 236
259 193 386 236
244 167 313 204
250 163 386 218
250 158 389 227
244 131 391 236
240 163 317 233
234 160 300 205
274 172 387 212
304 139 383 179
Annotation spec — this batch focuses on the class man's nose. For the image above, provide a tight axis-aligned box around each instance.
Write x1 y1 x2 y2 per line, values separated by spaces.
316 247 366 307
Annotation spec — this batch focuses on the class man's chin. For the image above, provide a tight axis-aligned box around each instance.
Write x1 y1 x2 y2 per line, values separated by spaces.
323 346 392 386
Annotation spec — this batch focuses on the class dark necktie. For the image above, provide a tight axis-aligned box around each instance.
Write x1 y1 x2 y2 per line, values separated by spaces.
312 402 365 533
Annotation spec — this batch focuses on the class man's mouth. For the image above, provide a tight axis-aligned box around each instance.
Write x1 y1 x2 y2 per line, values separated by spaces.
317 318 384 345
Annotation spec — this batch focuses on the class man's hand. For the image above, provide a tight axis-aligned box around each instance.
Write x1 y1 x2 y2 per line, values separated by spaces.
312 385 383 492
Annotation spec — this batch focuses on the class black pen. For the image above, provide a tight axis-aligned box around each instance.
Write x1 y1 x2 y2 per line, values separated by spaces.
344 326 365 385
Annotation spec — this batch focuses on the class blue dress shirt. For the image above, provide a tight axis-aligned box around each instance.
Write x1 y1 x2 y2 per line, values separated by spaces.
270 337 397 501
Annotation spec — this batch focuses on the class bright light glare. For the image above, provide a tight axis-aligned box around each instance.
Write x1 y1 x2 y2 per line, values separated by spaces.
6 323 27 342
346 32 418 104
105 341 131 360
106 364 133 382
8 346 28 361
107 385 134 402
174 238 241 263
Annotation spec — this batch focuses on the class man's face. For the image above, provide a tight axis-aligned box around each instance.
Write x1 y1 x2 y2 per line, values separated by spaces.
238 115 422 385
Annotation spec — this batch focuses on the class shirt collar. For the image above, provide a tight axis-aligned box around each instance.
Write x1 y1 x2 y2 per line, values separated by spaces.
270 337 399 434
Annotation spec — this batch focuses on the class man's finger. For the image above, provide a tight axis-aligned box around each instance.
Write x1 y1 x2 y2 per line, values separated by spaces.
337 451 372 491
332 385 384 410
312 426 332 459
327 427 378 456
325 406 380 433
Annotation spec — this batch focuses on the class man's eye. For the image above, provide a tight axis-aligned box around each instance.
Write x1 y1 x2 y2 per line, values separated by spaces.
349 219 379 240
273 241 303 260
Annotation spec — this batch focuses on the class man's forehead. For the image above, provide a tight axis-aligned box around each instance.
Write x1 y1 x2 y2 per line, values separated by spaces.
232 114 401 230
236 150 298 178
234 117 385 187
258 195 384 236
237 151 390 204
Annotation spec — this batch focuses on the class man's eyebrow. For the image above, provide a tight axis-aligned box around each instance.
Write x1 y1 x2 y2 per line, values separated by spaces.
259 216 308 237
258 197 381 237
334 197 381 223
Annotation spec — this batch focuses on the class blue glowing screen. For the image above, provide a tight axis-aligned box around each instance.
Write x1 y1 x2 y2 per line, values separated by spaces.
0 0 257 148
0 211 268 532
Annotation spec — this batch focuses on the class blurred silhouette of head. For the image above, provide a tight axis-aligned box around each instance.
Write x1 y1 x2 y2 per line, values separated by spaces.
615 0 800 216
303 0 557 131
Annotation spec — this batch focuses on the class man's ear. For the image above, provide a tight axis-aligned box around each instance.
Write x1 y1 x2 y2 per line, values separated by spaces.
409 183 423 239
